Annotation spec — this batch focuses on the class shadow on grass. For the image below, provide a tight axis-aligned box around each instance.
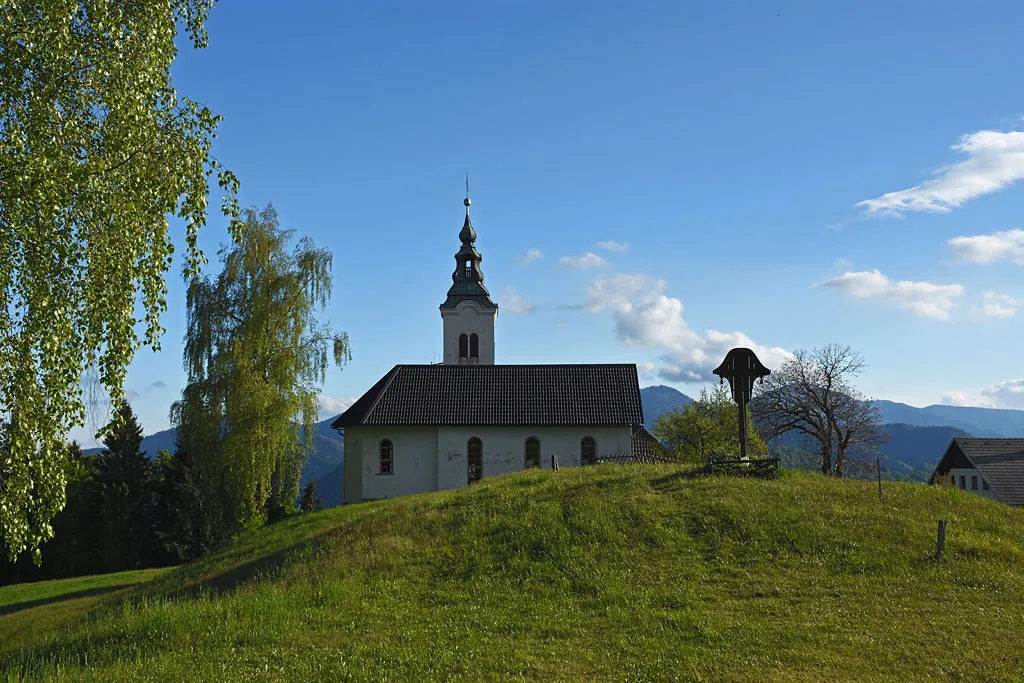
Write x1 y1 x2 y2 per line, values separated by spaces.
0 584 130 616
0 524 356 673
647 467 709 491
129 527 348 605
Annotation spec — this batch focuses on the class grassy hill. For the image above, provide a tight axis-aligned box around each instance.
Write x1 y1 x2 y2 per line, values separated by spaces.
2 466 1024 681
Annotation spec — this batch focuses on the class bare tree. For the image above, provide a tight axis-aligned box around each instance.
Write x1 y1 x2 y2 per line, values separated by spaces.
750 344 886 477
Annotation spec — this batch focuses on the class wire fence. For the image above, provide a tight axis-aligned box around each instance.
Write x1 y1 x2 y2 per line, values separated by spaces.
594 451 681 465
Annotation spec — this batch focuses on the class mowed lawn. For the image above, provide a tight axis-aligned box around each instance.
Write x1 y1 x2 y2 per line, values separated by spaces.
2 466 1024 682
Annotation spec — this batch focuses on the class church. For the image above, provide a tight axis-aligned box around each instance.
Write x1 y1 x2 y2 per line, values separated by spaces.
331 193 648 503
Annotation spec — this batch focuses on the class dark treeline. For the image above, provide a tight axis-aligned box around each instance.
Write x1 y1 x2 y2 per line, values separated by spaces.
0 401 320 586
0 402 208 585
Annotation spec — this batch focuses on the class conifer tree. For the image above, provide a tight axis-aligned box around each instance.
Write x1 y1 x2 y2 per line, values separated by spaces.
94 401 153 571
300 479 324 513
151 446 212 563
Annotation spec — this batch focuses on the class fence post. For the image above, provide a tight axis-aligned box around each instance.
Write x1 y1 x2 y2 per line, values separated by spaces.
551 453 559 471
876 457 882 498
936 520 947 560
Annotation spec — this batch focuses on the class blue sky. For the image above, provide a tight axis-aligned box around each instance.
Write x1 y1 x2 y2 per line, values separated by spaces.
72 1 1024 444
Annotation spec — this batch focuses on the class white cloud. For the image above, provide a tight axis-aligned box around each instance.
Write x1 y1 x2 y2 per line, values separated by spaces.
948 228 1024 265
816 269 964 320
514 248 543 264
636 362 657 380
319 395 356 419
857 129 1024 215
559 252 608 270
585 273 791 382
595 240 630 253
978 291 1022 318
940 391 978 407
500 287 535 315
980 378 1024 410
981 304 1016 319
986 291 1024 306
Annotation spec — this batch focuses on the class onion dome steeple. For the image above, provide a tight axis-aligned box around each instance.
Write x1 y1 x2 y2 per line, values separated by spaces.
440 184 498 312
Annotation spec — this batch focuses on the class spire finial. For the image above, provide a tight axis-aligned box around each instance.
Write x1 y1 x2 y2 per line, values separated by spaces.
464 172 471 213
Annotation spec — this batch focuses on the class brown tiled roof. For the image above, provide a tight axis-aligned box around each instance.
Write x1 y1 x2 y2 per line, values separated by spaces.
332 364 643 428
630 425 670 461
933 438 1024 505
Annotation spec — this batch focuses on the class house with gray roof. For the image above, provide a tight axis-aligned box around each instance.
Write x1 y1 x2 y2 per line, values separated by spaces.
930 437 1024 505
331 194 647 503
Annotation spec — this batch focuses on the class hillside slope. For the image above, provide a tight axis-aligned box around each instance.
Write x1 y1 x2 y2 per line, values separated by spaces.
871 400 1024 437
2 466 1023 681
770 423 969 480
640 384 693 427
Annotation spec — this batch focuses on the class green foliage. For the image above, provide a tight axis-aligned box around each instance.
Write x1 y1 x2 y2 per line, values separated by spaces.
172 203 351 536
2 467 1024 680
652 384 768 465
0 0 239 561
299 479 323 513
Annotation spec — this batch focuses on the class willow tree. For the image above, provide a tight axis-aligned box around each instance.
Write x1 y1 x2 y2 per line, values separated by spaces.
0 1 240 560
172 204 350 534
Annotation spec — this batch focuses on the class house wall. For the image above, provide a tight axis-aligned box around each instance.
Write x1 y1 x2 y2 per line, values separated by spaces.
345 425 632 502
343 431 363 505
441 300 497 365
946 467 998 501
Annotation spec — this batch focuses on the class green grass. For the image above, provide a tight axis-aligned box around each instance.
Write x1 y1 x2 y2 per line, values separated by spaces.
2 466 1023 681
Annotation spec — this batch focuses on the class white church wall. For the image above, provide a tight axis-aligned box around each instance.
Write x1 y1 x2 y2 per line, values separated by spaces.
354 427 439 501
437 426 631 489
441 300 497 365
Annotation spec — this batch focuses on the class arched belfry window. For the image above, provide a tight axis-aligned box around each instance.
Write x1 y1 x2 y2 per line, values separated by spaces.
470 333 479 359
580 437 596 466
459 333 469 359
379 439 394 474
468 437 483 483
525 437 540 469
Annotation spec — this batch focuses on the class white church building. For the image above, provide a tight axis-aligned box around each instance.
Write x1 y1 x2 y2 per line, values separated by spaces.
331 194 650 504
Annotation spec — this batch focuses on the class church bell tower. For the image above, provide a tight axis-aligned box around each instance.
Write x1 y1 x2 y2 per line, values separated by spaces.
439 187 498 365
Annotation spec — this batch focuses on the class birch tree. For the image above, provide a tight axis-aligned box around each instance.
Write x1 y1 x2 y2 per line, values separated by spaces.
172 204 350 535
1 0 239 560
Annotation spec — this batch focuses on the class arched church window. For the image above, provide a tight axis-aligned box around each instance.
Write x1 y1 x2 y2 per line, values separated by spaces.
468 437 483 483
379 439 394 474
525 437 540 468
464 260 472 278
459 333 468 358
470 333 479 359
580 437 596 466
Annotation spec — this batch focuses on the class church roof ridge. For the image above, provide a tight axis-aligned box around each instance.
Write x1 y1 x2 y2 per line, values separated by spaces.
332 363 643 429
